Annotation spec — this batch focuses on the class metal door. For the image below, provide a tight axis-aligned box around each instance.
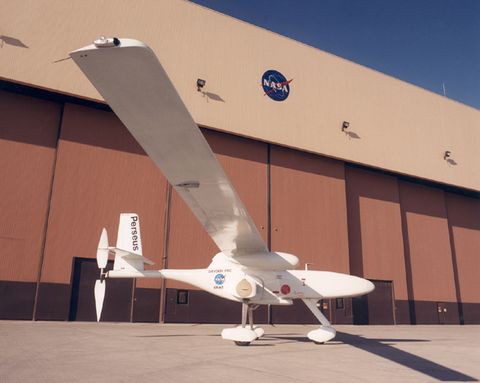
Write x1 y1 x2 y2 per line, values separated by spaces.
353 280 395 325
368 280 395 324
69 258 133 321
437 302 448 324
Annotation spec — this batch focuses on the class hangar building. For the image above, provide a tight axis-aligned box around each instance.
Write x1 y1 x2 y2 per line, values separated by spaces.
0 0 479 325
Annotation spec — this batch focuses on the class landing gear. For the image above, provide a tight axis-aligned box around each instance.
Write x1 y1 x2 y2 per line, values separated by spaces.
302 299 336 344
221 301 264 346
246 304 265 339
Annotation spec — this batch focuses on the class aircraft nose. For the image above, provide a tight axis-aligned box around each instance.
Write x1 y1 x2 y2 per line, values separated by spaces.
363 279 375 294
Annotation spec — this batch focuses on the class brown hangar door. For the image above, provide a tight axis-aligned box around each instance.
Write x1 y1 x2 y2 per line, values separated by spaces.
69 258 133 322
353 280 395 325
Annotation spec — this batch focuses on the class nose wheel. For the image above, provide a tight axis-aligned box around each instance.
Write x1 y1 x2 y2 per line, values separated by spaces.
302 299 336 344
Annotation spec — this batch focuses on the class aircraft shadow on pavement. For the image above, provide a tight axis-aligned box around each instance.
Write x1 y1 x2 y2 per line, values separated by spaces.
134 331 477 381
268 331 478 382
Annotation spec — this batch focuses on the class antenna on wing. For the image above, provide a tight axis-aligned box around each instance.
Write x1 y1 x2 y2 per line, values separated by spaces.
94 228 109 321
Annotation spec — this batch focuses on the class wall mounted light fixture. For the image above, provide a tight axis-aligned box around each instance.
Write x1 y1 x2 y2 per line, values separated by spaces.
197 78 206 92
444 151 451 160
342 121 350 132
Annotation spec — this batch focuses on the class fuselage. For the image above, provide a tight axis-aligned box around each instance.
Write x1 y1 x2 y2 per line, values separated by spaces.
107 252 374 305
159 268 374 305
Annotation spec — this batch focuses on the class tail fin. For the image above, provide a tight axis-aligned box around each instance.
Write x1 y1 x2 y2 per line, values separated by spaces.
116 213 142 255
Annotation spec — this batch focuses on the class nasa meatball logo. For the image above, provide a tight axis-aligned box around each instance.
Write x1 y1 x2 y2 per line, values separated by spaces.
214 273 225 286
262 70 292 101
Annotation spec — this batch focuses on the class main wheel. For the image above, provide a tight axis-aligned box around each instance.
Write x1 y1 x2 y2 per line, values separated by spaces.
234 341 251 346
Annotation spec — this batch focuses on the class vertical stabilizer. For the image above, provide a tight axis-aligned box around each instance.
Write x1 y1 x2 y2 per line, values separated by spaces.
116 213 143 255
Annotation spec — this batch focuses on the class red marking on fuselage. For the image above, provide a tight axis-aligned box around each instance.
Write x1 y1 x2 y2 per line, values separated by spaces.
280 284 291 295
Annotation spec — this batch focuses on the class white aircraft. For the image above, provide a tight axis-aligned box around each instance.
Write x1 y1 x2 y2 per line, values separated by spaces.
70 37 374 346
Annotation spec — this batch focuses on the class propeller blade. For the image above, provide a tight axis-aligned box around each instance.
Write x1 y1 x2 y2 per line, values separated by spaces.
96 228 109 269
94 279 106 322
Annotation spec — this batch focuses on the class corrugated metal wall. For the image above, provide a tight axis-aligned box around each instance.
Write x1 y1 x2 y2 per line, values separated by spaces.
0 90 61 319
37 103 168 321
1 87 479 324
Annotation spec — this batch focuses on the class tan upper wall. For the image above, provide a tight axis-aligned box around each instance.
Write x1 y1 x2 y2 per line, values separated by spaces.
1 0 479 191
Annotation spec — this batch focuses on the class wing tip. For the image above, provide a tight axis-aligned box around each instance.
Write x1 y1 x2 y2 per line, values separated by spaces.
69 38 150 56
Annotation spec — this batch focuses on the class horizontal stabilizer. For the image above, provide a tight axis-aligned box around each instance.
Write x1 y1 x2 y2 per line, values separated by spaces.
111 248 154 265
112 248 154 272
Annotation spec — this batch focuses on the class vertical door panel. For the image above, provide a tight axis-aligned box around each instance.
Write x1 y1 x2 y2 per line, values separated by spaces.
399 181 459 324
270 146 349 272
0 90 60 282
345 167 409 323
445 193 480 324
0 90 61 320
270 147 350 323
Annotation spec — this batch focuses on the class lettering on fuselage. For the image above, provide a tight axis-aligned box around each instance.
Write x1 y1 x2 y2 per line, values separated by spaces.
131 215 139 252
208 269 232 273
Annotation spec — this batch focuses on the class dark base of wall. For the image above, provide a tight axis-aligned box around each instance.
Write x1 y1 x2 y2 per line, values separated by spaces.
133 288 161 323
355 298 464 325
271 299 354 325
35 283 71 321
0 281 36 320
164 289 268 324
331 298 354 324
271 299 317 324
352 295 369 325
395 300 411 324
1 280 479 325
414 301 460 324
462 303 480 324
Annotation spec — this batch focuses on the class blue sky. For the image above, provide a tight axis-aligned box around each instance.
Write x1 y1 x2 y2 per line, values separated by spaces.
191 0 480 109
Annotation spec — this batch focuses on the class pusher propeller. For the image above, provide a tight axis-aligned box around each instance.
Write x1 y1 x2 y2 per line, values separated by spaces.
94 228 109 321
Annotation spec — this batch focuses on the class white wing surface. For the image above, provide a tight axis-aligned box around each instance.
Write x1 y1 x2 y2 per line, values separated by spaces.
70 38 267 257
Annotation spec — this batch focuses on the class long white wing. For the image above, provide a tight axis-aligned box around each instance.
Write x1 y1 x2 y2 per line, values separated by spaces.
70 38 267 257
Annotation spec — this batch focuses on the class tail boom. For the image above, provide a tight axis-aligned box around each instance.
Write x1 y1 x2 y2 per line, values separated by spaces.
107 269 163 278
